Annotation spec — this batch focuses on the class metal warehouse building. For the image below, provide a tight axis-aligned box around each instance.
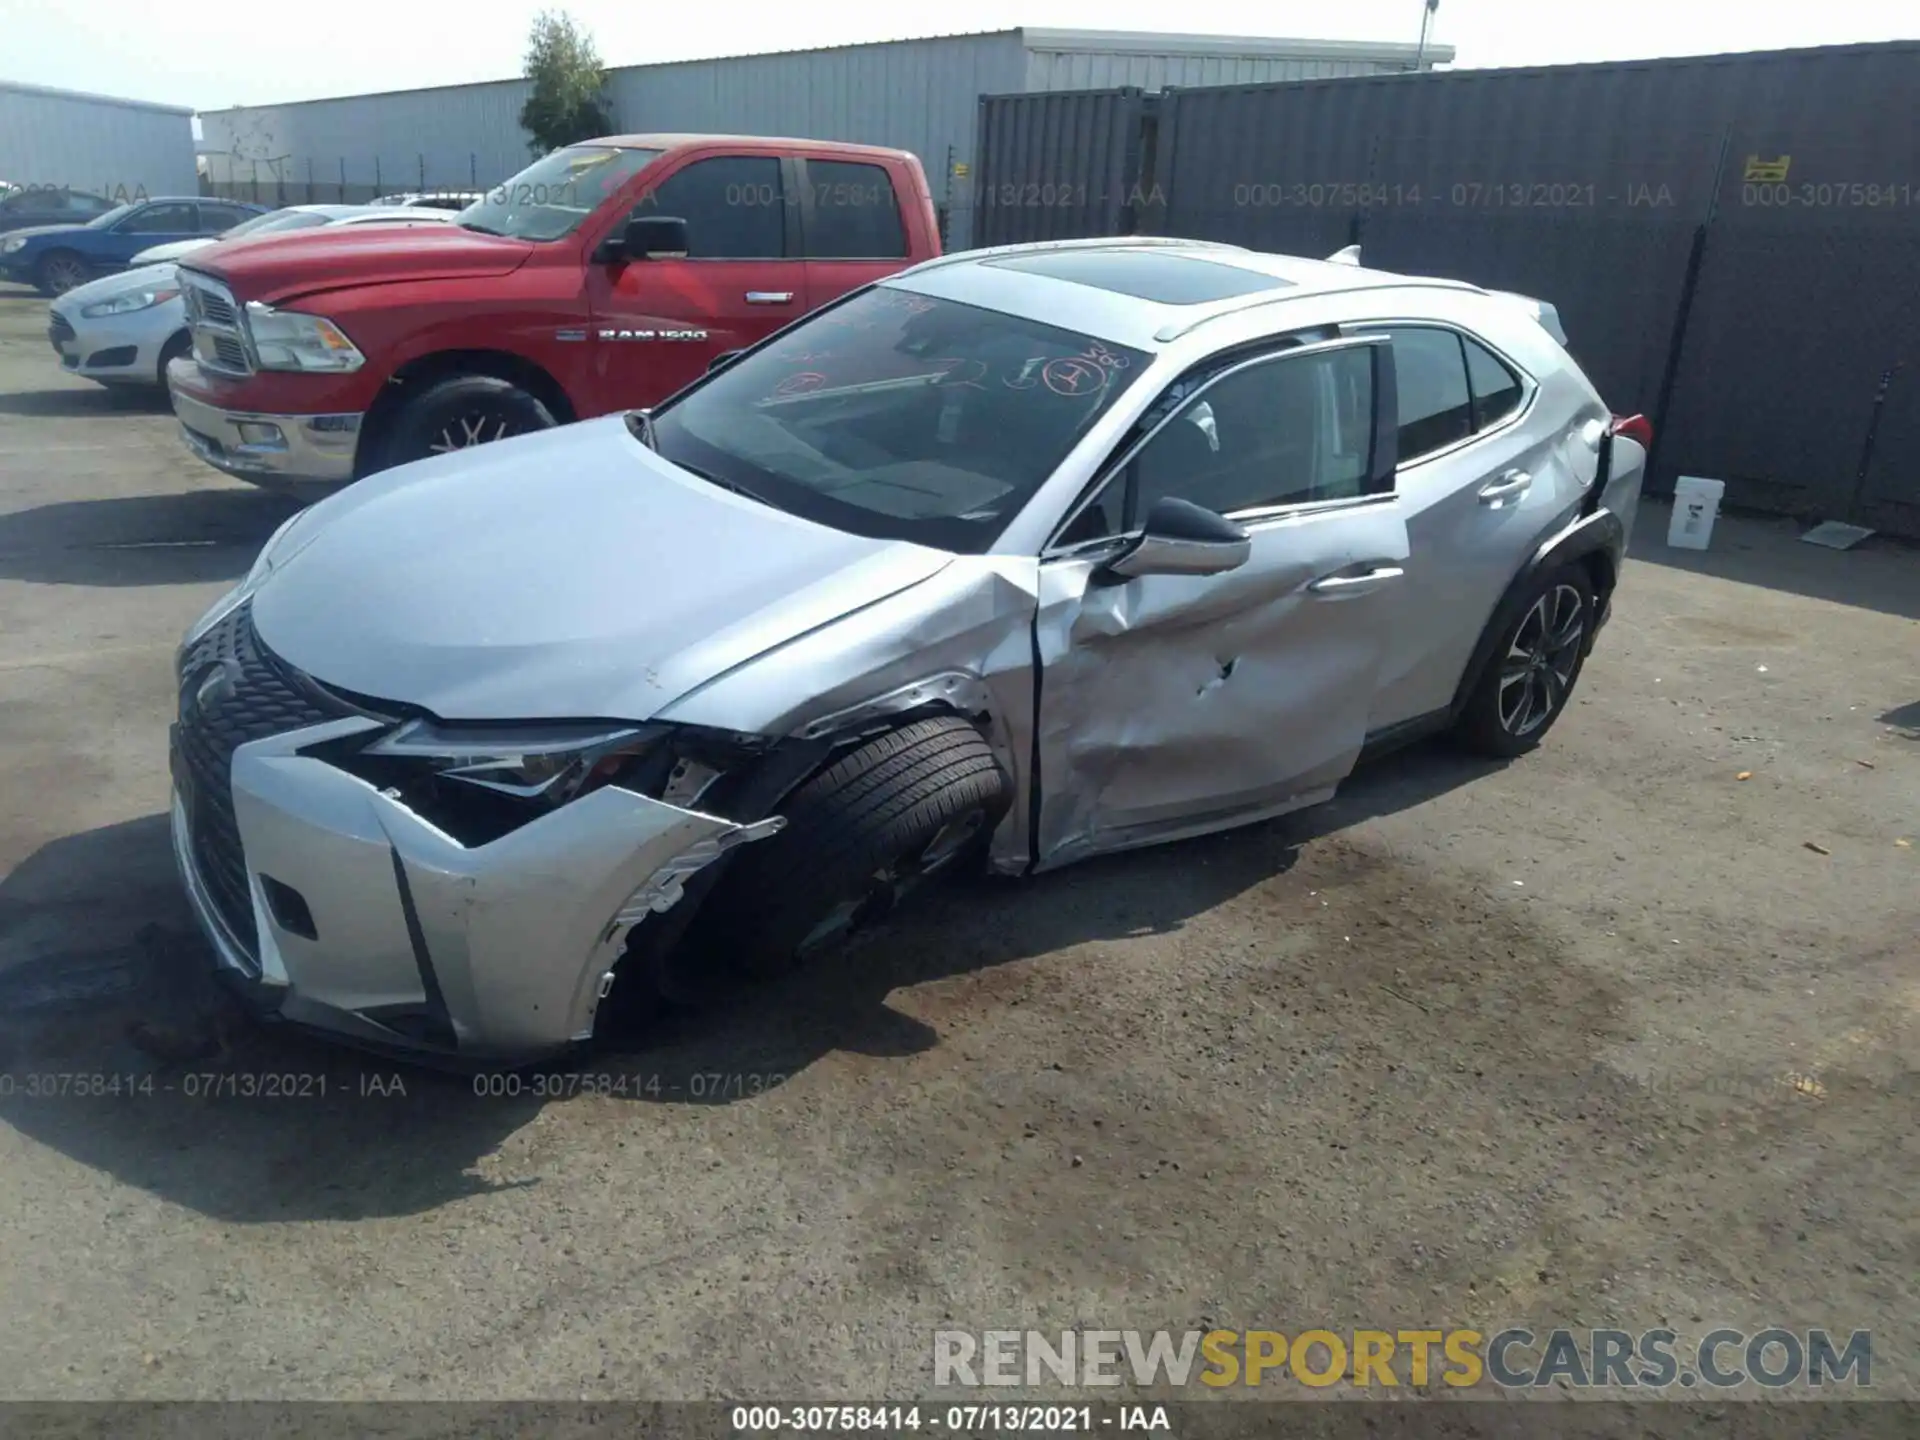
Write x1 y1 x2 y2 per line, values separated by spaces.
0 80 198 200
196 27 1454 246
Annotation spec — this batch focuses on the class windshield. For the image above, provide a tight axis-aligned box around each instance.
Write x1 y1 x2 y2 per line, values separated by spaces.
87 204 138 229
222 208 333 239
649 287 1150 553
456 146 663 241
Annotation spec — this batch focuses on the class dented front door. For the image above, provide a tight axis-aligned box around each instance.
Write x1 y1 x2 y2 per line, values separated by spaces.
1031 500 1410 869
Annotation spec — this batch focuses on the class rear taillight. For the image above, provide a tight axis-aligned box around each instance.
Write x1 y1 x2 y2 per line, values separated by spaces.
1610 413 1653 449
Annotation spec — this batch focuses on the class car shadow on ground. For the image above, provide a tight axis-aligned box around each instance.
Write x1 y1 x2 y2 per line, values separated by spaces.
0 741 1499 1222
0 487 300 586
1630 497 1920 622
0 386 174 417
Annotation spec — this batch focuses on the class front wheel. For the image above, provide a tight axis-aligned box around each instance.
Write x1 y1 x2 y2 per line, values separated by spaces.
377 375 556 472
1454 566 1594 758
699 717 1013 980
36 250 90 297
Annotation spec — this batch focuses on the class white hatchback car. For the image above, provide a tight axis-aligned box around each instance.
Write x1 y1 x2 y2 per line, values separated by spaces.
48 206 451 388
170 237 1650 1066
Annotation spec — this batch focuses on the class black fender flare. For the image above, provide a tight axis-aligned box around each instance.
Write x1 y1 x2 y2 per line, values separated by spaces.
1448 508 1624 722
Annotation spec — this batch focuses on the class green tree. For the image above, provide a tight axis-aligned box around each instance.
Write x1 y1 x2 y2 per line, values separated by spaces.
518 10 614 155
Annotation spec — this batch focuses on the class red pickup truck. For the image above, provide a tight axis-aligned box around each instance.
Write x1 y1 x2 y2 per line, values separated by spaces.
165 134 940 497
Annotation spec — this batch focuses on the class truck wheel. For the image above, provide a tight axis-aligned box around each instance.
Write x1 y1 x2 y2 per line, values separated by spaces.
702 717 1013 981
1453 564 1594 758
36 251 90 297
379 375 556 470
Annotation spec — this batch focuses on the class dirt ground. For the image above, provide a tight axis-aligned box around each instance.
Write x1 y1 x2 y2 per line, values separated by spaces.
0 284 1912 1403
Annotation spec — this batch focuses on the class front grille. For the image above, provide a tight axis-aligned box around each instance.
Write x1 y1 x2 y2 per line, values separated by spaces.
196 291 240 327
48 313 75 345
180 270 253 376
175 602 369 959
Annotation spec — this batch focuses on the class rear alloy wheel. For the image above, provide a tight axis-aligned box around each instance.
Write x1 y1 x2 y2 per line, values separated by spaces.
696 717 1013 981
36 251 89 297
379 374 557 472
1455 566 1594 758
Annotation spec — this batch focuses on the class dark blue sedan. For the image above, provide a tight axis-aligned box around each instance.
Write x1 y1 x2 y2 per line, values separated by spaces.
0 197 268 296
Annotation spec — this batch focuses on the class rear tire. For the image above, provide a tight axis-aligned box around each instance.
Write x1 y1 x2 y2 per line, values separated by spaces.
1454 565 1594 758
376 374 556 472
35 250 89 297
700 717 1013 981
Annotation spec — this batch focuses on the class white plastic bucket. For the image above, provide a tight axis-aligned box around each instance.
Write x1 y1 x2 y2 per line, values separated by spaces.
1668 476 1726 550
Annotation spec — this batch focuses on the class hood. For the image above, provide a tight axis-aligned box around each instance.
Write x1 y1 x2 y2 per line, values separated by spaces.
56 262 179 310
250 416 954 722
2 223 86 247
132 237 214 264
187 223 536 305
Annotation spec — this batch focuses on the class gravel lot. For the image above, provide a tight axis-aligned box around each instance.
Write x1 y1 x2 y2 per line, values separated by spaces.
0 283 1913 1403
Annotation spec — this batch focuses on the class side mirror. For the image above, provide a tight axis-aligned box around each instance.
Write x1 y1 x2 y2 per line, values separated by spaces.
1103 497 1251 580
609 213 689 263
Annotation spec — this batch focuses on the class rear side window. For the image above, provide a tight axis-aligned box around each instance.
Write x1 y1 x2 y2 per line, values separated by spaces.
643 156 785 259
804 160 907 259
1465 337 1525 428
1386 327 1474 460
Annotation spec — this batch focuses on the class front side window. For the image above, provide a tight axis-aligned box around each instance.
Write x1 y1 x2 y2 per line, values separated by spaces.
456 145 663 242
649 286 1148 553
1089 345 1378 538
119 202 196 234
804 160 906 259
639 156 785 258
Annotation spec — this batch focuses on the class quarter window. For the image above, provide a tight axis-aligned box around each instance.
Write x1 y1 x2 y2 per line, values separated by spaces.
640 156 785 259
803 160 907 259
1114 345 1379 527
1386 327 1474 460
1465 336 1525 428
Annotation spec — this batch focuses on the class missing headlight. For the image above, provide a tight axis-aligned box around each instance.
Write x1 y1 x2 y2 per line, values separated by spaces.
319 719 776 846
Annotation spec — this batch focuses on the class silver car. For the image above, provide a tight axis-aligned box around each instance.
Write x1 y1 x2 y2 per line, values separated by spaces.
49 207 452 388
169 237 1647 1065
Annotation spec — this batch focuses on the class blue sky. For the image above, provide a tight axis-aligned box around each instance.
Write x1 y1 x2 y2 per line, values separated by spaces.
1 0 1913 110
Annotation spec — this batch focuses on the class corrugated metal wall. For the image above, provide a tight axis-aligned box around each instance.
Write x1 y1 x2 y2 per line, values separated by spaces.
611 32 1027 248
0 82 197 198
198 77 533 202
974 89 1150 246
193 30 1446 245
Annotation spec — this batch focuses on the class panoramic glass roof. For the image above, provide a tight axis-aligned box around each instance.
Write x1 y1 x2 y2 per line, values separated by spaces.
980 249 1293 305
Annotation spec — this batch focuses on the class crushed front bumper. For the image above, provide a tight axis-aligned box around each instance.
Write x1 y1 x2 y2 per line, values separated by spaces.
167 357 362 498
170 714 782 1065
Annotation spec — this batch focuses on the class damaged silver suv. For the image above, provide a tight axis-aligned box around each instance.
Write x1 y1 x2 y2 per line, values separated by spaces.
170 237 1648 1064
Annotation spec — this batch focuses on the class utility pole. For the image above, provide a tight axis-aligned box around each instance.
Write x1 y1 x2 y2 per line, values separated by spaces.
1413 0 1440 70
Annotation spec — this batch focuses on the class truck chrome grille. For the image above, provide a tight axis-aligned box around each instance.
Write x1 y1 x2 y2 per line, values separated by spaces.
174 602 371 961
180 269 253 377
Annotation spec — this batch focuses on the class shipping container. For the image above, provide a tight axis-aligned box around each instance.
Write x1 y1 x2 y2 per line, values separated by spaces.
0 81 196 201
974 89 1151 246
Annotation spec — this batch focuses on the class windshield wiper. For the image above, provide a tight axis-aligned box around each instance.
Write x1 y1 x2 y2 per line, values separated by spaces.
674 459 773 509
458 220 505 236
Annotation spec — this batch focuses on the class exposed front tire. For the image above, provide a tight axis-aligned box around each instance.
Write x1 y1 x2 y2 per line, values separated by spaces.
156 330 191 389
1454 565 1594 758
35 250 90 297
375 374 556 472
701 717 1013 980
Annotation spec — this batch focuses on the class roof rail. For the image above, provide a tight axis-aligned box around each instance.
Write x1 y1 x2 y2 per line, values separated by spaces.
1151 276 1480 343
897 234 1245 279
